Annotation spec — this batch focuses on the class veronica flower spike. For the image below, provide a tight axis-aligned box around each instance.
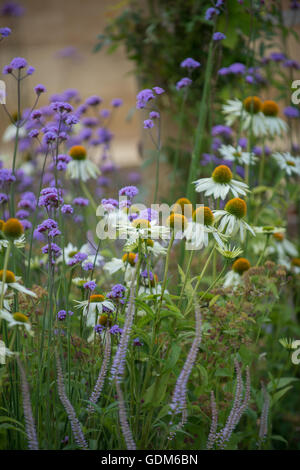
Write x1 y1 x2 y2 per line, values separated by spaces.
193 165 249 200
214 198 255 242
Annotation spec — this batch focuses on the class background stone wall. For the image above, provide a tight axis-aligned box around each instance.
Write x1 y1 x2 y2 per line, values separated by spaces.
1 0 300 172
0 0 141 166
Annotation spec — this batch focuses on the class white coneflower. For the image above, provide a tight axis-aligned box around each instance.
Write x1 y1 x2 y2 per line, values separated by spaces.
0 310 33 335
219 144 257 166
57 242 78 264
0 270 37 298
222 96 267 137
253 226 285 235
272 152 300 176
0 235 26 251
261 100 288 137
214 198 255 242
66 145 100 181
117 218 169 245
184 206 226 250
271 232 298 259
216 244 243 259
104 252 138 284
290 258 300 274
124 237 167 257
223 258 251 288
194 165 249 200
74 294 115 328
2 123 26 142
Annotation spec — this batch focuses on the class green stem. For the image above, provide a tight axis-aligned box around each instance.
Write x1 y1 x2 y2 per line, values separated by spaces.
0 242 11 311
256 234 270 267
186 37 215 202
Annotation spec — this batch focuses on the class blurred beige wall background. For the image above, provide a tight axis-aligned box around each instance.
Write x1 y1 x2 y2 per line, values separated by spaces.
1 0 300 170
0 0 141 166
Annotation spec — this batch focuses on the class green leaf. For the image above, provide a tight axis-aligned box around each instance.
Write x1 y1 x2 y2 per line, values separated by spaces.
268 377 299 392
271 386 293 406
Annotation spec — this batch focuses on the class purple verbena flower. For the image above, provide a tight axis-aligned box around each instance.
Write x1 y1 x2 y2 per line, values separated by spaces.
73 197 89 207
85 95 102 106
84 280 96 291
176 77 192 90
284 106 300 118
34 84 46 95
213 32 226 41
57 310 67 321
153 86 165 95
205 7 219 21
144 119 154 129
136 89 155 109
119 186 139 199
0 27 11 38
10 57 27 70
111 98 123 107
61 204 73 214
180 58 200 69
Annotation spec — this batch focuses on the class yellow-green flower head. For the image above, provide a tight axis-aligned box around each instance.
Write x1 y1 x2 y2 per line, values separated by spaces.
0 269 16 283
69 145 87 161
90 294 105 303
131 219 150 229
166 213 188 231
98 314 108 326
273 232 284 242
173 197 193 219
13 312 29 323
192 206 214 226
243 96 263 114
225 198 247 219
212 165 233 184
232 257 251 275
292 258 300 267
262 100 279 117
3 218 24 239
122 252 137 266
